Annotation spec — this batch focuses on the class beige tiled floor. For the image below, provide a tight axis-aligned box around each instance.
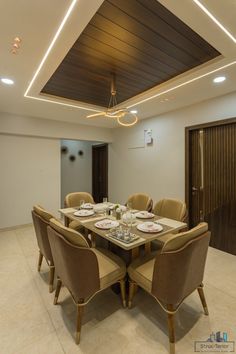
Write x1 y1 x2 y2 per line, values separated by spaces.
0 225 236 354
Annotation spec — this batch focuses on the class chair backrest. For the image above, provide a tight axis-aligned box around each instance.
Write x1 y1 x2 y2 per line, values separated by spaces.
31 205 54 263
151 223 210 306
48 219 100 302
64 192 94 208
153 198 186 221
126 193 153 212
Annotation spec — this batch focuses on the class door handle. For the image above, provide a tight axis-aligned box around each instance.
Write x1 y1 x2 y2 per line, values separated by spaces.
192 186 198 192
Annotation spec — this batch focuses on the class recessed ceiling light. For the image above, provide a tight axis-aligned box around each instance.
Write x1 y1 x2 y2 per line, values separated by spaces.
130 110 138 114
213 76 226 83
1 78 14 85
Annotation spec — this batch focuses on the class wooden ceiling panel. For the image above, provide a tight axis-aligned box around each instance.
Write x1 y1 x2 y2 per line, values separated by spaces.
42 0 220 107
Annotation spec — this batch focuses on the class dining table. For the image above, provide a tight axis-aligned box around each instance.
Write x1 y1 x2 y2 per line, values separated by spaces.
59 203 187 261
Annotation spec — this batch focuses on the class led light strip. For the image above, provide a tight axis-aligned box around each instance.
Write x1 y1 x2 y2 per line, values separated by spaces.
127 61 236 109
26 94 102 112
24 0 101 113
193 0 236 44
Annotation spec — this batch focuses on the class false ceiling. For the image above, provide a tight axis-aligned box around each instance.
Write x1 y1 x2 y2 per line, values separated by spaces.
1 0 236 128
41 0 220 108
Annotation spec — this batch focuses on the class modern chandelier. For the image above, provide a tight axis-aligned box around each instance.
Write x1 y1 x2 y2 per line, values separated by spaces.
86 74 138 127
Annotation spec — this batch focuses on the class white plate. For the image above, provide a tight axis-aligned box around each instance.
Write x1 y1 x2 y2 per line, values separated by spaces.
81 203 94 209
74 210 95 217
135 211 155 219
137 222 163 233
95 219 119 230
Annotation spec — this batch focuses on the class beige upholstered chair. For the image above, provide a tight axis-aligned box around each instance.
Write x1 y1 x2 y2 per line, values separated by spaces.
64 192 95 230
31 205 55 292
128 223 210 354
64 192 94 208
48 218 127 344
126 193 153 212
153 198 187 221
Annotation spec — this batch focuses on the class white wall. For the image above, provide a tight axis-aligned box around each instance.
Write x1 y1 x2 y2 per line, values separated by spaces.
0 112 112 229
61 140 95 206
0 112 113 142
0 134 60 229
109 91 236 205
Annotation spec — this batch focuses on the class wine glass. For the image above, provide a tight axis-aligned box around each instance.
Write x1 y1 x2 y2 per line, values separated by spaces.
79 199 85 209
127 202 132 212
103 197 108 216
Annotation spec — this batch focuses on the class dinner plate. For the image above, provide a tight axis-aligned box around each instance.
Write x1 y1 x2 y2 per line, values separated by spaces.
135 211 155 219
137 222 163 233
81 203 94 209
95 219 119 230
74 210 95 217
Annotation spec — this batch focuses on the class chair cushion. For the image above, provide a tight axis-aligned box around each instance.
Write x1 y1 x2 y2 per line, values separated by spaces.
128 252 159 293
92 248 126 289
162 222 208 252
49 218 89 248
33 205 54 222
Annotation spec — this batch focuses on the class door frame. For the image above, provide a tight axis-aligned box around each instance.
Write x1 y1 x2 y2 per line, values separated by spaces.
185 116 236 226
92 143 108 202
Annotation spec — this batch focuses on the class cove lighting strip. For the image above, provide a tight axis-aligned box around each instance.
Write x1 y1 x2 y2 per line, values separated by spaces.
24 0 101 113
193 0 236 44
127 61 236 109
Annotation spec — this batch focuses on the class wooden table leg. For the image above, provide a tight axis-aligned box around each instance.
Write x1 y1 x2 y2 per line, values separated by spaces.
64 216 69 227
91 232 96 248
144 242 151 255
131 247 140 295
131 247 140 261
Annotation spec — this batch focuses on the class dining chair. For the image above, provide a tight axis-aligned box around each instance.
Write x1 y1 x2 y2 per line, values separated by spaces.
153 198 187 222
31 205 55 292
64 191 94 208
128 222 210 354
126 193 153 212
47 218 127 344
64 192 95 230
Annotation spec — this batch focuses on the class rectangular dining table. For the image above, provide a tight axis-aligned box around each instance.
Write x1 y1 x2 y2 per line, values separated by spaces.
59 207 187 260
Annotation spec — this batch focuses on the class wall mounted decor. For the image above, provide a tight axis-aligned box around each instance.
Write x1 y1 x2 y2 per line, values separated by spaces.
61 146 68 154
69 155 76 161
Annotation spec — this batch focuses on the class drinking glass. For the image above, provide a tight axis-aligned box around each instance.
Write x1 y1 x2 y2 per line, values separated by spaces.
127 202 132 212
103 197 109 216
79 199 85 209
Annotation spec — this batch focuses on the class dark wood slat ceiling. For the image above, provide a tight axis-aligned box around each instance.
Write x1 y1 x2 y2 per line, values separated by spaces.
42 0 220 107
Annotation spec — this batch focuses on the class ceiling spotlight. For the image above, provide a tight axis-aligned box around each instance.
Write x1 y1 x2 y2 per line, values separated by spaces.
14 37 21 43
1 78 14 85
213 76 226 83
130 110 138 114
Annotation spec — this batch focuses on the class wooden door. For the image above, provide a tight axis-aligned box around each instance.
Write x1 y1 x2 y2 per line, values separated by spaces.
187 120 236 255
92 144 108 203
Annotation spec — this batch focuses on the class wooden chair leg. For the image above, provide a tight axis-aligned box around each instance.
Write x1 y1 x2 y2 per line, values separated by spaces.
54 278 62 304
197 284 209 315
128 280 136 309
167 305 175 354
37 251 43 272
119 279 126 308
49 265 55 293
76 303 84 344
